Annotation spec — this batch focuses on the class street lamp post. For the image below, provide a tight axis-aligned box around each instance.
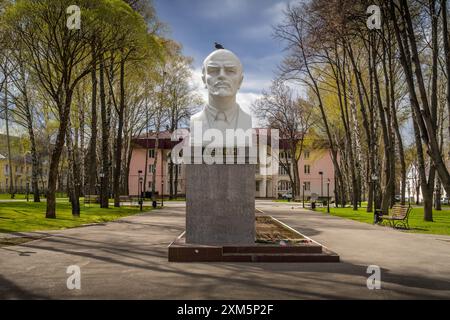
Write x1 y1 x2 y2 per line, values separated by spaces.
302 182 305 208
161 151 164 207
139 178 143 211
372 174 379 209
319 171 323 197
372 174 379 223
161 180 164 207
327 178 330 213
138 170 143 211
99 172 105 207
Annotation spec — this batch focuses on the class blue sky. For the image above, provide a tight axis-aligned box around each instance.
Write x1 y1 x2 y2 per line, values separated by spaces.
153 0 295 120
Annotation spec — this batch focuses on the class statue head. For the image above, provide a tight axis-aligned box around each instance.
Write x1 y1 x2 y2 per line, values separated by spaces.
202 49 243 98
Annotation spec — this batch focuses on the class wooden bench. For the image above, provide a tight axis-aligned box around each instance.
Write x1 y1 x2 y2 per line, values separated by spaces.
379 204 411 229
119 195 132 202
84 195 99 204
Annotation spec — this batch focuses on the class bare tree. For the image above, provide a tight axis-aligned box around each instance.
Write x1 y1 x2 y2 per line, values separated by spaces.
253 80 314 200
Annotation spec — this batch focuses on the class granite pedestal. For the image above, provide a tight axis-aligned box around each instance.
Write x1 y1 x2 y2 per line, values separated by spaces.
185 164 255 245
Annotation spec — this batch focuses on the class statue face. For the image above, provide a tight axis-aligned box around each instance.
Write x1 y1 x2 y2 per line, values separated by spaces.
202 50 243 98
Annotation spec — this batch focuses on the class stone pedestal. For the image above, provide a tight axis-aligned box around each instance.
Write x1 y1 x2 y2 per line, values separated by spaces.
186 164 255 245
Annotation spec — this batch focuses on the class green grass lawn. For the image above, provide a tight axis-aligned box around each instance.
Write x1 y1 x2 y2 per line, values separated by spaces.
315 206 450 236
273 199 309 203
0 193 32 200
164 197 186 201
0 201 152 233
0 193 68 200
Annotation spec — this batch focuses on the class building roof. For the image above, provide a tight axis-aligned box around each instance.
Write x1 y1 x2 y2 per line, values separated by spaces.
0 153 5 160
131 128 328 150
133 130 188 149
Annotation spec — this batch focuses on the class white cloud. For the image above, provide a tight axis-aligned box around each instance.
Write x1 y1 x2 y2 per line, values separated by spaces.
264 1 289 24
237 92 263 127
198 0 249 19
241 76 272 93
240 0 294 40
240 24 273 40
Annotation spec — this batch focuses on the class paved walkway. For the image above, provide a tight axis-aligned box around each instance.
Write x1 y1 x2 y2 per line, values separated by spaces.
1 201 449 299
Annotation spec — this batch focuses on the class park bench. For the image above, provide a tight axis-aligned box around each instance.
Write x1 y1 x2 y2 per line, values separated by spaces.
379 204 411 229
84 195 99 204
119 195 131 202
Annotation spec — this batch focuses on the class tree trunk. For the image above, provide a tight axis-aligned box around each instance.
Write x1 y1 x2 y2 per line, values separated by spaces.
442 0 450 153
400 0 450 197
412 105 434 221
66 124 80 217
46 93 72 219
100 55 110 208
143 105 149 198
113 58 126 207
330 47 357 210
423 184 434 221
373 35 394 215
17 59 41 202
435 178 442 211
4 72 15 198
87 53 98 197
26 104 40 202
79 86 86 197
301 43 345 207
347 46 374 212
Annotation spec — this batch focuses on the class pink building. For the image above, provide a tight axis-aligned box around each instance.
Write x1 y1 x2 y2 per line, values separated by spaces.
129 130 336 199
129 131 186 198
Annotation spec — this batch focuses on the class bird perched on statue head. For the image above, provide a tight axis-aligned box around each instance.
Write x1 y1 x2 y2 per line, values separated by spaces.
214 42 224 50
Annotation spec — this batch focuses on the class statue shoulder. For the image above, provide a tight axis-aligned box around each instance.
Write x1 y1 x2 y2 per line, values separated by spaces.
238 106 252 128
190 109 207 122
239 107 252 120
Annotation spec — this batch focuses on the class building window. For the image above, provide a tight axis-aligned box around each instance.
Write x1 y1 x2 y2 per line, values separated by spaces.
304 165 310 174
304 182 311 191
280 150 291 160
279 165 289 175
256 181 260 192
304 150 310 159
278 180 291 191
149 164 155 173
148 181 153 189
148 149 155 158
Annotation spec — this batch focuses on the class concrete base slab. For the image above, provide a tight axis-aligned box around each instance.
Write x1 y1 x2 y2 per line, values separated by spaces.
169 216 340 262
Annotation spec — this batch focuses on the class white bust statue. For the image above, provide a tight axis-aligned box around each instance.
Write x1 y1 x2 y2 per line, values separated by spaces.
190 49 252 147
